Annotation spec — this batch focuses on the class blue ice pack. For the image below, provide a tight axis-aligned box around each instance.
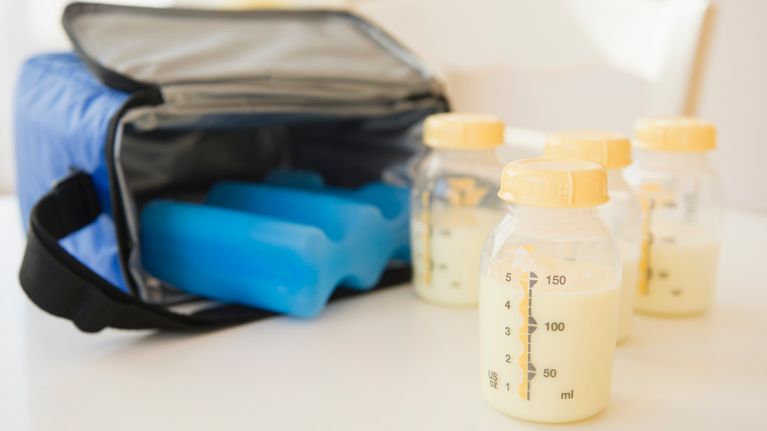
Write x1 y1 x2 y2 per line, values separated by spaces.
140 173 410 317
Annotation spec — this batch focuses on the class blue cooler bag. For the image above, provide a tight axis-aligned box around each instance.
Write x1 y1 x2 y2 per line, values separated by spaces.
15 2 447 332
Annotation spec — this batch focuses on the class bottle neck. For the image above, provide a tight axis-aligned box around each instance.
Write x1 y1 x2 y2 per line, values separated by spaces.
503 204 609 243
510 205 600 225
634 150 712 171
432 146 501 161
429 146 503 181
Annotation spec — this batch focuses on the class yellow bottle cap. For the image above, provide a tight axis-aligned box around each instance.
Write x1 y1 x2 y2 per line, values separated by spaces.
498 158 608 208
423 113 505 149
634 116 716 152
544 130 631 169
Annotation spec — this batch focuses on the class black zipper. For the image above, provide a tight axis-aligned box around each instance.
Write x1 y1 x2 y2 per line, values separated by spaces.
105 87 164 297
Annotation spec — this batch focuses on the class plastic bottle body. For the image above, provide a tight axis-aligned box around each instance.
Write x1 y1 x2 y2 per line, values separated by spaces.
601 170 642 342
625 151 723 316
479 206 620 423
411 147 503 306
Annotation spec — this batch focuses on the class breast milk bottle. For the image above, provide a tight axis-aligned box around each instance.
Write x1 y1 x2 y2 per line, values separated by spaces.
479 158 620 423
411 113 505 306
544 131 641 343
626 117 723 316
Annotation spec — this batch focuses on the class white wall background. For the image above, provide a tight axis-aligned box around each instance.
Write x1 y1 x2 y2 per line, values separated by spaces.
696 0 767 212
0 0 765 211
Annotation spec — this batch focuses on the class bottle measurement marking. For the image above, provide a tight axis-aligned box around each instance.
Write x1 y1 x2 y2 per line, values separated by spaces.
638 184 658 296
418 176 487 288
419 190 432 286
506 269 575 402
517 271 538 401
639 183 679 297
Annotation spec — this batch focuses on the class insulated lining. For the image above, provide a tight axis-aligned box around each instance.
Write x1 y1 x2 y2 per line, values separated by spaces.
67 7 428 87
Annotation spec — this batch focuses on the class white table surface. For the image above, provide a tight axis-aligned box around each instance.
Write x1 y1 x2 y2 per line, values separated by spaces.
1 195 766 431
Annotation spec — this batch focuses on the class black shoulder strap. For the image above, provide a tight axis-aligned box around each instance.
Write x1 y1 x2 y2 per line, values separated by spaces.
19 172 410 333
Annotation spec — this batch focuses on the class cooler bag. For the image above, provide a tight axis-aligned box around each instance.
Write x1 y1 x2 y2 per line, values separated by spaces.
14 2 448 333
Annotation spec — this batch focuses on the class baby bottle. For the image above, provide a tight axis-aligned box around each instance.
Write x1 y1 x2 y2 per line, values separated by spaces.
544 131 641 343
411 113 505 306
479 158 620 423
626 117 723 316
